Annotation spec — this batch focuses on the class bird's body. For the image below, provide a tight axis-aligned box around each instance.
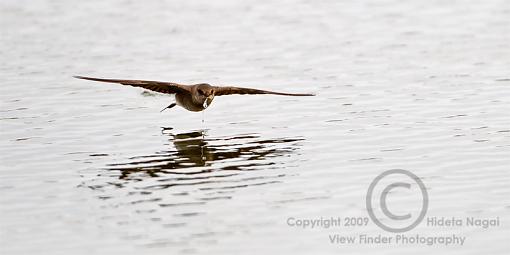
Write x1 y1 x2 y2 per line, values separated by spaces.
175 89 207 112
74 76 314 112
175 92 197 111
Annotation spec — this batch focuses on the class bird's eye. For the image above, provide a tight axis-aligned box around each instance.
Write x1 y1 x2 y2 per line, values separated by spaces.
198 90 204 95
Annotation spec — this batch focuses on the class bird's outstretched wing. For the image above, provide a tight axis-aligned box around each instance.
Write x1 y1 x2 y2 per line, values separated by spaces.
74 76 190 94
214 86 315 96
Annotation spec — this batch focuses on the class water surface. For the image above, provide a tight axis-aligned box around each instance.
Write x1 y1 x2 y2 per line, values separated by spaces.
1 0 509 254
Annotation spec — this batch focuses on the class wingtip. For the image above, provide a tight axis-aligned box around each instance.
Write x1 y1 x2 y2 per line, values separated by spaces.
296 93 316 96
73 75 101 81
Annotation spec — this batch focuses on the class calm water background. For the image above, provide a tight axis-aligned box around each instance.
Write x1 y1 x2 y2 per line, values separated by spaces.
1 0 509 254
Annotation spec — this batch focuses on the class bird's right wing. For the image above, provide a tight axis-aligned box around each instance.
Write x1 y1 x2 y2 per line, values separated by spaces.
74 76 190 94
214 86 315 96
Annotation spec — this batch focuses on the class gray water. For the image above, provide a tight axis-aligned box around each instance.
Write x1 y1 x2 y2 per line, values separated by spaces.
1 0 509 254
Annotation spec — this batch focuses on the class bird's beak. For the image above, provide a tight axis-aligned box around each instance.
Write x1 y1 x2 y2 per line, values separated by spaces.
203 95 214 109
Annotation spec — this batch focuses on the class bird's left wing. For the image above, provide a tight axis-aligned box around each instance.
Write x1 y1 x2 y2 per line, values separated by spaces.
214 86 315 96
74 76 190 94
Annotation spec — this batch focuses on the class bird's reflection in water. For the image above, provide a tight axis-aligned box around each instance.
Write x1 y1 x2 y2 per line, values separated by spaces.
80 129 306 246
100 128 305 190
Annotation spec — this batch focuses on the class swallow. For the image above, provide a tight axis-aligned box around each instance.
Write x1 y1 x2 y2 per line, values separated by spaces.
74 76 315 112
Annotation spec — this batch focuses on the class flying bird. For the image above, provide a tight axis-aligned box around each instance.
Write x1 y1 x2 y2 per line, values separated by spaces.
74 76 315 112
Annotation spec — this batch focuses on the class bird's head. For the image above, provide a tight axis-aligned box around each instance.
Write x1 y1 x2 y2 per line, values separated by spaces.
193 83 215 109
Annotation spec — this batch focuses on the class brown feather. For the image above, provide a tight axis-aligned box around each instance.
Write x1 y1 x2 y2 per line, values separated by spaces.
213 86 315 96
73 76 189 94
